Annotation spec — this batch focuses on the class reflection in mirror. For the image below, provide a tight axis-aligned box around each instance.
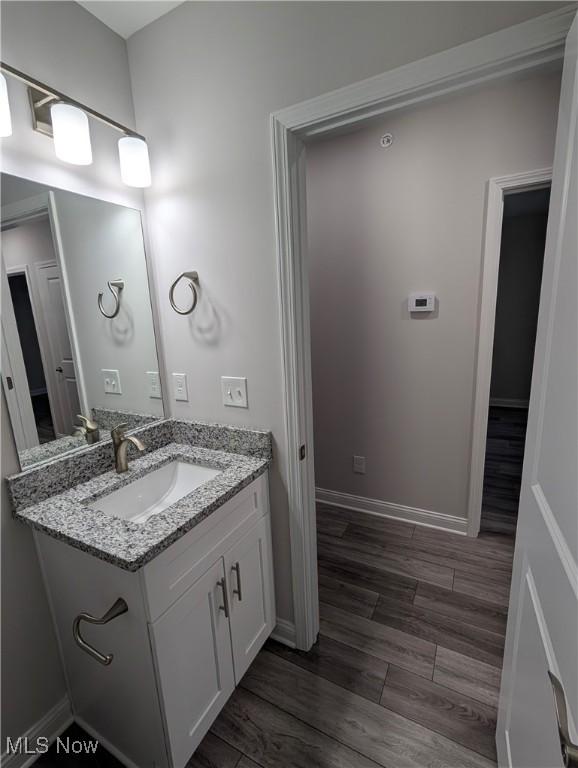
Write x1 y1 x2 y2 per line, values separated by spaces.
1 174 164 470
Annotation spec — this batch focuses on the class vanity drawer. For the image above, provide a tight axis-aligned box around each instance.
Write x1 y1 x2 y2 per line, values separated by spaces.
142 472 269 622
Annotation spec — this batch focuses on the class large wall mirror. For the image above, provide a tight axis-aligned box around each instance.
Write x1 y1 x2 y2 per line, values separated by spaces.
1 173 165 469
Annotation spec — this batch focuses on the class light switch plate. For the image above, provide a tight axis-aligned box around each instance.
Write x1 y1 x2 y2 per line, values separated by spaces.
102 369 122 395
172 373 188 402
147 371 162 399
353 455 366 474
221 377 248 408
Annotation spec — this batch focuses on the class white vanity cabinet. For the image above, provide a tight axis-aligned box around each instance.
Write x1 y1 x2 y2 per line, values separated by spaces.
35 472 275 768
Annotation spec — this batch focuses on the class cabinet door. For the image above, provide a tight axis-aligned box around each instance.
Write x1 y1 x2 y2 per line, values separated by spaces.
150 559 235 768
225 515 275 681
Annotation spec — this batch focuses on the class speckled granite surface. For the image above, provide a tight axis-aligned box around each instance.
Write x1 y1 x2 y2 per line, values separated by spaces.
8 419 173 511
13 443 269 571
18 410 161 470
19 435 87 468
8 418 272 511
7 418 272 571
91 407 160 432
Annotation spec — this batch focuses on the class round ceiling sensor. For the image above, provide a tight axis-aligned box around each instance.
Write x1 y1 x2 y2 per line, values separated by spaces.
380 133 393 148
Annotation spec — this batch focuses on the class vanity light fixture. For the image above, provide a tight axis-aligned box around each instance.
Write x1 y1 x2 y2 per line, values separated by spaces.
0 61 151 185
0 73 12 137
118 135 151 188
51 103 93 165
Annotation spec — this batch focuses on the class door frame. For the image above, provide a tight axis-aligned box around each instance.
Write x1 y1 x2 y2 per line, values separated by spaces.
1 260 39 450
467 168 552 537
271 7 576 650
1 192 89 415
5 261 65 436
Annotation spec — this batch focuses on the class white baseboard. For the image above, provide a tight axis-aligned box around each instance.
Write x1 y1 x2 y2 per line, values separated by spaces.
316 488 468 535
1 696 72 768
270 618 297 648
74 717 138 768
490 397 529 409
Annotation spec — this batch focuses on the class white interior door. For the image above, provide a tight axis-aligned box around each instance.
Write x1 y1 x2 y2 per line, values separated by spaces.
497 15 578 768
0 258 38 450
35 261 80 435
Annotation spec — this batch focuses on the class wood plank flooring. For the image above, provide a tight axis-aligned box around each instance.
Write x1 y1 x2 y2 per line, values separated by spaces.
481 406 528 535
193 503 515 768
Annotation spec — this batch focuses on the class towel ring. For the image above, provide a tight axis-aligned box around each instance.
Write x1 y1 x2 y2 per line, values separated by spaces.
169 271 199 315
98 279 124 319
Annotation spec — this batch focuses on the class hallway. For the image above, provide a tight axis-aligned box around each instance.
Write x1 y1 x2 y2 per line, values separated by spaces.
191 505 515 768
481 406 528 536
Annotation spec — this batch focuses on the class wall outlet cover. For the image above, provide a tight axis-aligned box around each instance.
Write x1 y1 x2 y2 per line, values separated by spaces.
102 369 122 395
172 372 189 402
221 377 248 408
353 455 366 474
147 371 162 399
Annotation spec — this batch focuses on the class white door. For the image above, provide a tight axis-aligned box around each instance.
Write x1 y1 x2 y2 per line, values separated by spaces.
225 516 276 682
0 259 39 450
35 261 80 435
497 15 578 768
150 558 235 768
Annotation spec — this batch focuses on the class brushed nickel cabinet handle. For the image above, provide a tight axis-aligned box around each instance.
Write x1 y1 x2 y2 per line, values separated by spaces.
548 671 578 768
72 598 128 666
217 577 229 618
232 562 242 601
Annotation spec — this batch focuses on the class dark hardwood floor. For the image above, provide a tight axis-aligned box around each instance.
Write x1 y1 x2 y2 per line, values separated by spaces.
481 405 528 536
192 503 515 768
42 504 515 768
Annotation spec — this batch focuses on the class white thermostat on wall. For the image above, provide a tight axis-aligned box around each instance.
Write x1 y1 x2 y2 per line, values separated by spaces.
408 292 436 313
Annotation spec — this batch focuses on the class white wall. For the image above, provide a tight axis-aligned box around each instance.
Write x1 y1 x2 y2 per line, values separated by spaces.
306 70 560 521
127 1 564 622
52 191 162 416
0 0 143 746
0 1 141 210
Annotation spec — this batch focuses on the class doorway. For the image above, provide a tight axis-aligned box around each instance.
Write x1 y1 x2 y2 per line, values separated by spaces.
481 186 550 535
1 214 81 451
7 271 56 442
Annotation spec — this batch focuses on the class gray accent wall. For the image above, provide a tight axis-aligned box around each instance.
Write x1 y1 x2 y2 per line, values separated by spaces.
1 391 66 746
306 70 559 520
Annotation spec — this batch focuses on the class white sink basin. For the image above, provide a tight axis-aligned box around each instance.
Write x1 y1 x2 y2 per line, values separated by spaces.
89 460 221 524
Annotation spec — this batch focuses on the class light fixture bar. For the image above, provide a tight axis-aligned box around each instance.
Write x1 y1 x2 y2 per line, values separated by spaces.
0 61 145 141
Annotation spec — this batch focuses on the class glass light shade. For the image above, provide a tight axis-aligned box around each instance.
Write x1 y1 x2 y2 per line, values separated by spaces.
118 136 151 188
50 103 92 165
0 73 12 138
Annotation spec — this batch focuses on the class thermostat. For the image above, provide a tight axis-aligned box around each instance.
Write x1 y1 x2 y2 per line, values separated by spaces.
408 292 435 313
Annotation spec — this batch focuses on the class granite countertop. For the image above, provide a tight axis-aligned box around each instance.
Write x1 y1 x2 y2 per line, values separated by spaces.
14 442 269 571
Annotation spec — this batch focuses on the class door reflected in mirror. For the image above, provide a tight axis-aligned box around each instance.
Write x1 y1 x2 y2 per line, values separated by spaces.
1 173 164 469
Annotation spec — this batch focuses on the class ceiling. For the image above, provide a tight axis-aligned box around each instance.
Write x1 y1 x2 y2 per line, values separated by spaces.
77 1 184 39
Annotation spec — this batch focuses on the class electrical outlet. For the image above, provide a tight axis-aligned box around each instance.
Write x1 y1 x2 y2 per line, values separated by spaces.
172 372 188 402
221 377 248 408
353 455 366 474
147 371 162 399
102 369 122 395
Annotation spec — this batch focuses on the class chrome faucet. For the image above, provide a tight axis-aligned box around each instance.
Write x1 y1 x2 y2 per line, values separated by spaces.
111 423 145 473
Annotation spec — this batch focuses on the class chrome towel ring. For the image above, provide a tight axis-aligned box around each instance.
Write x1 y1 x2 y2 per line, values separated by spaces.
169 271 199 315
98 279 124 319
